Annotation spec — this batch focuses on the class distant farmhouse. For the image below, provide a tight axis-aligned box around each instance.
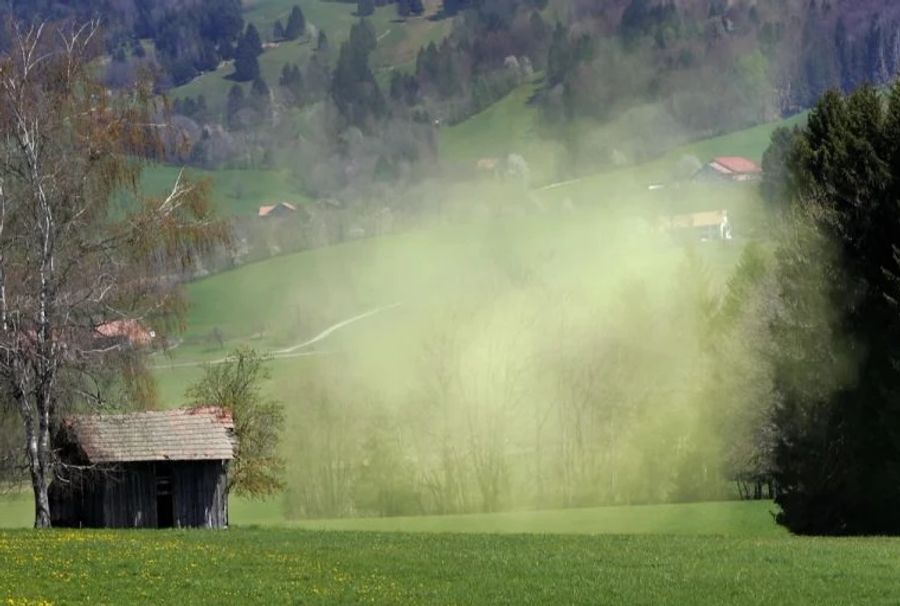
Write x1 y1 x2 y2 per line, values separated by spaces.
661 209 733 241
50 407 236 529
257 202 298 218
476 157 500 177
694 156 762 182
95 319 155 348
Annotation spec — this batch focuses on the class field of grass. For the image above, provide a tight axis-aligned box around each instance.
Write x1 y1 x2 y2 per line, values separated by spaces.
0 494 778 534
3 519 900 604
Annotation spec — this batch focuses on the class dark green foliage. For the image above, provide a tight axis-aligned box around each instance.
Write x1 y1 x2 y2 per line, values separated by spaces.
65 0 246 86
226 84 246 129
331 20 385 128
284 5 307 40
358 0 375 17
768 82 900 535
761 127 798 204
273 19 285 41
233 24 263 82
410 0 425 16
279 63 305 107
250 76 272 117
397 0 411 19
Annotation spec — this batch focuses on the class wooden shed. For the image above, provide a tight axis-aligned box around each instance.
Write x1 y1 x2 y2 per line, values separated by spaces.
49 407 236 529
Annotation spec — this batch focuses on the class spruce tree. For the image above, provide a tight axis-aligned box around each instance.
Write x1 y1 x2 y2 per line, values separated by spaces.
358 0 375 16
285 5 307 40
226 84 246 128
233 24 263 81
768 82 900 535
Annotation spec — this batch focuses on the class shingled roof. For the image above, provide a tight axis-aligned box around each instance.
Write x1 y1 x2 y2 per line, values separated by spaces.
65 407 236 464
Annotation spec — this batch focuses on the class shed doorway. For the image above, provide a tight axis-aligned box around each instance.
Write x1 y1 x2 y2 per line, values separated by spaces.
155 463 174 528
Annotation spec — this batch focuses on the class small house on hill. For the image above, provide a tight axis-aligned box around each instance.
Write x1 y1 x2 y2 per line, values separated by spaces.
694 156 762 182
95 319 155 347
660 209 733 241
50 407 236 529
257 202 298 218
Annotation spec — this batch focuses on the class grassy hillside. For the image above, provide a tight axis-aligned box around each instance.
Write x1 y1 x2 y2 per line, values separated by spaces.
141 165 307 216
439 76 807 190
173 0 452 114
3 522 900 604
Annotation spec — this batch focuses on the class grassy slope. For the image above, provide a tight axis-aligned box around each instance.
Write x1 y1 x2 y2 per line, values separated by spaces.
141 165 306 216
440 76 807 190
172 0 452 114
3 525 900 604
439 78 567 184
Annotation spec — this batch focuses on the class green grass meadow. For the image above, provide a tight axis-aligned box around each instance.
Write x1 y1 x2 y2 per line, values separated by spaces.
3 511 900 604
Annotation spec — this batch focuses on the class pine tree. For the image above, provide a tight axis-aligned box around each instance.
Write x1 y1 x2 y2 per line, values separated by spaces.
358 0 375 17
410 0 425 15
273 19 285 41
768 82 900 535
280 63 305 106
397 0 411 19
226 84 246 128
250 76 271 118
285 5 307 40
233 24 263 81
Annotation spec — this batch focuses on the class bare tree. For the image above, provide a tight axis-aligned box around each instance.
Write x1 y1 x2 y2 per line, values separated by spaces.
0 21 227 527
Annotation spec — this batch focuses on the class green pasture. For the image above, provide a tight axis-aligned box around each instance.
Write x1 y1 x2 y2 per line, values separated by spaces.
439 74 807 190
0 496 778 534
3 517 900 604
140 165 306 216
172 0 451 115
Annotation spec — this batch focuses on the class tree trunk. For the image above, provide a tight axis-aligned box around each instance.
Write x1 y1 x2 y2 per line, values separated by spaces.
31 473 51 528
26 419 51 528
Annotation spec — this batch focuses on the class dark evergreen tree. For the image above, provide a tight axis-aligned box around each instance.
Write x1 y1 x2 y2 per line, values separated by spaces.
768 82 900 535
274 19 285 41
546 23 571 86
358 0 375 17
280 63 305 106
285 5 307 40
331 20 385 128
410 0 425 16
397 0 411 19
250 75 272 119
233 23 263 82
226 84 246 129
317 29 329 51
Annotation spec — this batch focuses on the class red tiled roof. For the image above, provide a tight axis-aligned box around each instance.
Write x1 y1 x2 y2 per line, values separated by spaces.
66 407 236 464
95 319 154 346
710 156 762 175
258 202 298 217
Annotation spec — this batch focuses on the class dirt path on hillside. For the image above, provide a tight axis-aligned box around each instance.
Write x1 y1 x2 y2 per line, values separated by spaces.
150 303 402 370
